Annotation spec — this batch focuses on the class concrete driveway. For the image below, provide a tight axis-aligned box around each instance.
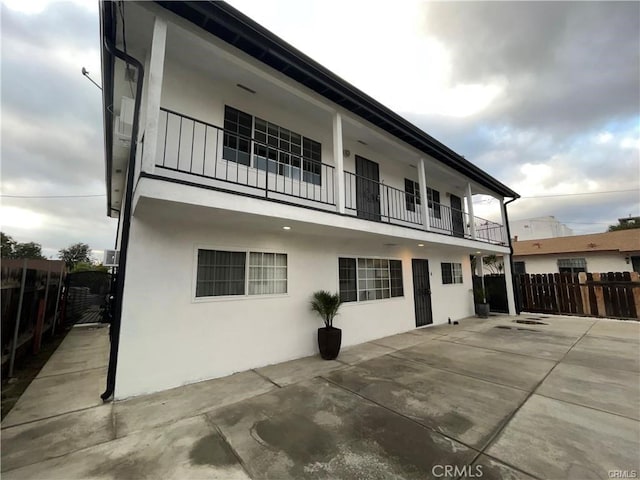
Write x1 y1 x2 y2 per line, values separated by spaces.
2 315 639 479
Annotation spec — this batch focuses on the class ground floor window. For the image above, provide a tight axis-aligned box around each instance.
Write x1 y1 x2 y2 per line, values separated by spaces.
441 262 463 284
557 258 586 274
514 261 526 274
196 249 287 298
338 257 403 302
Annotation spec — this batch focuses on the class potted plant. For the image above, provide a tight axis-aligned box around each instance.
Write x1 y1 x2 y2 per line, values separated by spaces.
310 290 342 360
474 287 490 318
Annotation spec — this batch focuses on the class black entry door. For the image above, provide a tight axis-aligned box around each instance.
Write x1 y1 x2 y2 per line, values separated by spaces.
450 194 465 238
412 259 433 327
355 155 381 221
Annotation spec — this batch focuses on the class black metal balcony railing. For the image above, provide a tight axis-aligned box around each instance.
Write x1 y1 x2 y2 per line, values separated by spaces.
157 108 336 206
150 108 507 246
344 171 422 226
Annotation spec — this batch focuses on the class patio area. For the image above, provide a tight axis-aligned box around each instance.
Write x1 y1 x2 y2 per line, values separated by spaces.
2 315 639 479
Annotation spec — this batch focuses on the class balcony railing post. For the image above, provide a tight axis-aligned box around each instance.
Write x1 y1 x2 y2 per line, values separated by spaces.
265 158 269 198
385 185 390 222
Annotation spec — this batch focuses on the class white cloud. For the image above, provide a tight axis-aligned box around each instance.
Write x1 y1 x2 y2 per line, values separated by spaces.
595 131 613 144
227 0 504 118
1 0 94 15
1 206 45 230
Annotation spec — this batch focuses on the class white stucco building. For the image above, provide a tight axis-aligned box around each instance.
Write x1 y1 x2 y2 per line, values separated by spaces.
99 1 519 399
510 216 574 241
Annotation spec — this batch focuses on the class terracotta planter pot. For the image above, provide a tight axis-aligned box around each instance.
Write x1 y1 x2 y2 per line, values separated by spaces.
318 327 342 360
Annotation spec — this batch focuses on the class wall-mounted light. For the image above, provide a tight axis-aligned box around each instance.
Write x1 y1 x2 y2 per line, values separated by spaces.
236 83 256 94
625 256 630 264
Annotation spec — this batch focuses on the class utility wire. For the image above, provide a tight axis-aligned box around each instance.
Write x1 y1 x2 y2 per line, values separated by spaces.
1 194 106 198
519 189 638 199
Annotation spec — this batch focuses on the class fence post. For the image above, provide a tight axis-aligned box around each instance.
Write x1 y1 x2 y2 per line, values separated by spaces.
631 272 640 319
36 266 52 349
51 264 64 336
578 272 590 315
593 273 606 317
8 259 28 378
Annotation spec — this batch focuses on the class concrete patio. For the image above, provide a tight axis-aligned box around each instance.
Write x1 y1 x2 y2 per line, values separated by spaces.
2 315 639 479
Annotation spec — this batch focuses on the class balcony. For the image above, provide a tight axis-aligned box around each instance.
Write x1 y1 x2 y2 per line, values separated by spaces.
148 108 507 246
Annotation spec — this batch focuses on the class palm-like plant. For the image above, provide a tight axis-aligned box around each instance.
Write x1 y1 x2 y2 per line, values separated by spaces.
310 290 342 328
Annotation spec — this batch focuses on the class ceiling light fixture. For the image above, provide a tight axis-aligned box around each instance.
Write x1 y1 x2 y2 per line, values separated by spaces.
357 140 368 145
418 243 424 247
282 226 291 230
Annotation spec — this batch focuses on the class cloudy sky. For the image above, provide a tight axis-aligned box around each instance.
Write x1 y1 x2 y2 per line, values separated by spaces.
1 0 639 259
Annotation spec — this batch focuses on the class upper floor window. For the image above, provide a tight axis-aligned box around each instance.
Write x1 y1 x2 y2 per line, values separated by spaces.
428 188 441 219
404 179 421 212
223 106 322 185
223 106 252 166
338 257 404 302
557 258 586 274
441 262 463 284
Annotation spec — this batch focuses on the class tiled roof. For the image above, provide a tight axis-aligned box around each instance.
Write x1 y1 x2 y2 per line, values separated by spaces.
513 229 640 256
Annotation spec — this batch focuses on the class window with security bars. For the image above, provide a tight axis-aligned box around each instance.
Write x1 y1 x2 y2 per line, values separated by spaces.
557 258 586 274
196 249 287 298
338 257 403 302
441 262 463 284
248 252 287 295
196 250 246 297
338 258 357 302
514 261 526 274
253 116 322 185
223 106 252 166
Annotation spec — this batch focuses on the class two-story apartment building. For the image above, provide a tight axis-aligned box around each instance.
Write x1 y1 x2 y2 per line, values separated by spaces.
99 1 519 399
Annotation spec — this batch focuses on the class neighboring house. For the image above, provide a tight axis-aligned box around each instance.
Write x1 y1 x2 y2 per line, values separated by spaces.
512 230 640 275
99 1 519 399
510 216 574 241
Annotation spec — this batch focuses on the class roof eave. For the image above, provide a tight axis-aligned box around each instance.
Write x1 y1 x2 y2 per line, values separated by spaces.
99 1 116 216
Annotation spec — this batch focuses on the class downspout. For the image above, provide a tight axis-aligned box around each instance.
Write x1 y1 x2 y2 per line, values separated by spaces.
101 31 145 401
503 197 520 315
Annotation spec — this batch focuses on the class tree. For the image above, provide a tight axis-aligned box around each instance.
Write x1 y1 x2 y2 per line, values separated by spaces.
1 232 16 258
13 242 45 259
59 243 92 269
608 217 640 232
1 233 45 259
482 254 504 274
72 261 109 273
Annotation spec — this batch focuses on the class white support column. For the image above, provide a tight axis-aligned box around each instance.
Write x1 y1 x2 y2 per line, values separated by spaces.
141 17 167 175
503 253 517 315
333 112 345 213
418 157 430 230
466 182 476 240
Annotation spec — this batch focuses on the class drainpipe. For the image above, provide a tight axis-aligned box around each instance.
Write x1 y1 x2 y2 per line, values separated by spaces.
503 197 520 315
100 30 145 401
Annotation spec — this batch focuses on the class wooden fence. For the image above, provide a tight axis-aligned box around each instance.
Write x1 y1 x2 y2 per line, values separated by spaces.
515 272 640 320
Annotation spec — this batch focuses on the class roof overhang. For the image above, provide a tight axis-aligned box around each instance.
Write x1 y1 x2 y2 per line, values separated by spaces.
99 1 117 216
